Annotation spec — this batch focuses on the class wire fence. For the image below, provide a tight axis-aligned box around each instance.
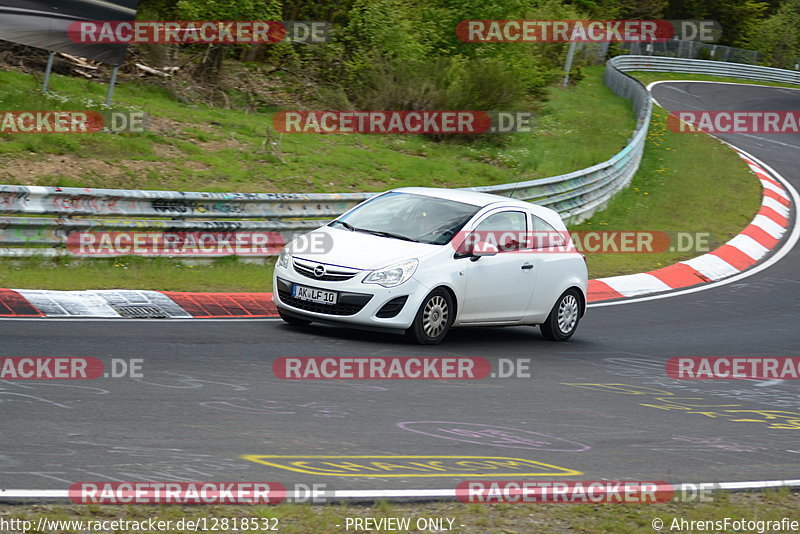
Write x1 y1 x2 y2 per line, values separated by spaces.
7 52 796 258
620 40 765 66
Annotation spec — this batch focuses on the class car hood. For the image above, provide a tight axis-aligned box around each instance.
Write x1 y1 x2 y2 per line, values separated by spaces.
291 226 440 270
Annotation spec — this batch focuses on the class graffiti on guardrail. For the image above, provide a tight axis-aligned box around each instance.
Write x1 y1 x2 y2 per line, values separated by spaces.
0 57 676 257
151 199 249 215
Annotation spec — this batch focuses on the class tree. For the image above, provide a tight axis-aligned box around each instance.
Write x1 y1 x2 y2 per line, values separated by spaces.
175 0 282 81
748 0 800 68
665 0 768 46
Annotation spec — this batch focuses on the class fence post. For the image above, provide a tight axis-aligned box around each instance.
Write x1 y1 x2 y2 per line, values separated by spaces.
105 65 120 107
41 52 56 94
563 41 577 86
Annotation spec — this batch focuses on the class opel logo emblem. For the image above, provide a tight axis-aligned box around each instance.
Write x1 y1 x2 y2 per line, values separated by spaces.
314 265 326 277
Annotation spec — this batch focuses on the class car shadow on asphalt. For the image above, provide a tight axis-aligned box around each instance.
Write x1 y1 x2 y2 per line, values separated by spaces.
277 321 594 351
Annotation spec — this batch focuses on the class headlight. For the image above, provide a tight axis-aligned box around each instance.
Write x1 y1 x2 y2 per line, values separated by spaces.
277 248 291 269
363 259 418 288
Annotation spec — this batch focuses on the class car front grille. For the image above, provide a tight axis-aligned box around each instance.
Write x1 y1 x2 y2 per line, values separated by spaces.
292 258 359 282
276 277 372 316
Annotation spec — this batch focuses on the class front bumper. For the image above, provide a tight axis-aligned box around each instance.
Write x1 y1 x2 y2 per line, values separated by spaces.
272 265 426 331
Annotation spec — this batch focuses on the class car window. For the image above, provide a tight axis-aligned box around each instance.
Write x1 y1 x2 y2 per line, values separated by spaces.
332 192 481 245
473 211 528 252
530 215 566 248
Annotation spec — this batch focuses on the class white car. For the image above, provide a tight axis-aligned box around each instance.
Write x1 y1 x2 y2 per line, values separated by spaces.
273 187 588 344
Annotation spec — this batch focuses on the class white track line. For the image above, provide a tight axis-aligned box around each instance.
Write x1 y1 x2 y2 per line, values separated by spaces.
0 80 800 499
646 80 800 92
590 82 800 308
1 81 798 504
1 81 795 316
3 480 800 501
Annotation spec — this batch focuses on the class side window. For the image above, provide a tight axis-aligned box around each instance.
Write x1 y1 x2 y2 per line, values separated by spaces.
530 216 566 249
474 211 527 252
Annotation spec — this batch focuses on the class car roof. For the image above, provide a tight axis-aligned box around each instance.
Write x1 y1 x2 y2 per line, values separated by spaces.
389 187 561 222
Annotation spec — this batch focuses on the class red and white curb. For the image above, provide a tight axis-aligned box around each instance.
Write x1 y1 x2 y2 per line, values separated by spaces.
587 147 792 302
0 148 794 319
0 289 278 318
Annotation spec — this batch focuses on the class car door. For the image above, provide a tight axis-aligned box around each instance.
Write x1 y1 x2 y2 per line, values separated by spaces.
459 210 537 323
526 214 572 318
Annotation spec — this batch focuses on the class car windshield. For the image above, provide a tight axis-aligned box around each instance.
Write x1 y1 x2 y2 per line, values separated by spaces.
329 192 481 245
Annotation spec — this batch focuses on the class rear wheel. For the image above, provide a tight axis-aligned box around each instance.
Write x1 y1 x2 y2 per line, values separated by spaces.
278 308 312 327
540 289 581 341
405 288 453 345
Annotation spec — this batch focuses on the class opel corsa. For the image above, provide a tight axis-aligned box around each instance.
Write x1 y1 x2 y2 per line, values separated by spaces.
273 187 588 344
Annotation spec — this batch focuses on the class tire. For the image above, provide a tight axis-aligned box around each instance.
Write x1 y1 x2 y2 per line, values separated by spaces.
405 288 454 345
540 289 581 341
278 308 312 327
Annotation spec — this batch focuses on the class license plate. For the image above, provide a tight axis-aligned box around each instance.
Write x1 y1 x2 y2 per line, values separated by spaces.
292 284 337 305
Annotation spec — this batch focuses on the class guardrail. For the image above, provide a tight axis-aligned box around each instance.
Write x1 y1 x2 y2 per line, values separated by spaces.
0 217 322 258
0 186 373 219
620 40 763 65
612 55 800 85
0 57 654 257
464 59 650 221
5 54 797 258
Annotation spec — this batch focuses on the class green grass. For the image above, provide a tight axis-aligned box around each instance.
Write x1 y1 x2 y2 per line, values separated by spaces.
0 65 633 193
1 489 798 533
571 103 762 277
0 66 763 290
565 70 775 278
0 257 273 292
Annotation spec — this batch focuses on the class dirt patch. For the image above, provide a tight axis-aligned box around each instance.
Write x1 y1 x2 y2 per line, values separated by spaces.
0 154 208 189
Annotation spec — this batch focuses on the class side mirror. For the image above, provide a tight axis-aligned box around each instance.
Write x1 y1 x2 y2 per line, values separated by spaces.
454 233 499 259
471 241 499 258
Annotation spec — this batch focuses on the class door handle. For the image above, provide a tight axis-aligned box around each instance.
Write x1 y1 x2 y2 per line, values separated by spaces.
521 263 534 270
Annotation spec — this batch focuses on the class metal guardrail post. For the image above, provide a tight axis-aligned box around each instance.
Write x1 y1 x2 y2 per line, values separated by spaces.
105 66 120 107
41 52 56 94
7 54 799 257
563 41 577 86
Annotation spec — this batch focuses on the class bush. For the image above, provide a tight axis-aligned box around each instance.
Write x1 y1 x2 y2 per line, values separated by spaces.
748 0 800 69
320 55 527 142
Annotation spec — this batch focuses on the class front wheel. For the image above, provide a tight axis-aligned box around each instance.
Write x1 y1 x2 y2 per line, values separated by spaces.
540 289 581 341
405 288 454 345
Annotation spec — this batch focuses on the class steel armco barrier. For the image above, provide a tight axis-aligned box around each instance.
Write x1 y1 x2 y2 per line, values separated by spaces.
612 55 800 85
7 54 793 257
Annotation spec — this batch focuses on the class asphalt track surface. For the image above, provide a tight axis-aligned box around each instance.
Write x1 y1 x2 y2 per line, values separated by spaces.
1 81 799 493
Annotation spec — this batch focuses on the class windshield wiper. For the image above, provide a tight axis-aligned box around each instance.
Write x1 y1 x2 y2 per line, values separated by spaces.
332 220 418 242
358 229 419 242
331 219 356 231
